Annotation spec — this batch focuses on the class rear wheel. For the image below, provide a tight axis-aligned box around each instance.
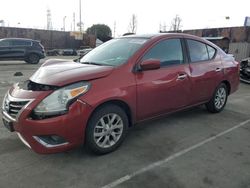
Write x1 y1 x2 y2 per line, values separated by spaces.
206 83 228 113
86 104 128 154
25 54 40 64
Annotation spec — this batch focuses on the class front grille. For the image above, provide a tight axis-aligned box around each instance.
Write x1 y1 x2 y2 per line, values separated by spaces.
8 101 29 118
3 94 30 120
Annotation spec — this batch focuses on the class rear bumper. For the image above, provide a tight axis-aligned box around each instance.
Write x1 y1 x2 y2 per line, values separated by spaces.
2 99 93 154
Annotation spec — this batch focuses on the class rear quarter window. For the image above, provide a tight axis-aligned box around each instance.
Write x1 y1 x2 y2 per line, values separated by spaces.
187 39 209 62
187 39 217 63
207 45 216 59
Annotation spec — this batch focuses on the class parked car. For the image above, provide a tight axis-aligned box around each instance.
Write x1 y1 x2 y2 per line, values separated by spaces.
1 33 239 155
62 49 77 56
74 48 93 62
77 48 93 56
0 38 45 64
240 57 250 84
46 49 60 56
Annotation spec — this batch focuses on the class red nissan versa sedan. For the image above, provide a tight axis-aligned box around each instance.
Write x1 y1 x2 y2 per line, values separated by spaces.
2 33 239 154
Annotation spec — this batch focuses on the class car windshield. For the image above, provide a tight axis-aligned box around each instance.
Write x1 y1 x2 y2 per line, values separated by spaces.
79 38 148 66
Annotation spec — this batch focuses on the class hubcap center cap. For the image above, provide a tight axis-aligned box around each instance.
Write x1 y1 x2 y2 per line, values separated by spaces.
104 124 112 134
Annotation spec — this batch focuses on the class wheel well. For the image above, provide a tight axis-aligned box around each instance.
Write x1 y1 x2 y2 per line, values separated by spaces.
25 53 39 60
27 53 39 58
222 80 231 94
90 100 133 127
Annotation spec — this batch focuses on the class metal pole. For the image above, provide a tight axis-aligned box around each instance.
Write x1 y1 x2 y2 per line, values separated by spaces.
79 0 82 33
73 12 75 31
113 21 116 38
63 16 66 31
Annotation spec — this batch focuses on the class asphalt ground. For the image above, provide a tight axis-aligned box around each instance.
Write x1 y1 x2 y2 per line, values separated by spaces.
0 57 250 188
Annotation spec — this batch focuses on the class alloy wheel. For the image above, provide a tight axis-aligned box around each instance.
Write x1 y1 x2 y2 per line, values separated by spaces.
93 113 124 149
214 87 226 109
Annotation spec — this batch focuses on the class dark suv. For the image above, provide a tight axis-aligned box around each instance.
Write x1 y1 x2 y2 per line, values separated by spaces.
0 38 45 64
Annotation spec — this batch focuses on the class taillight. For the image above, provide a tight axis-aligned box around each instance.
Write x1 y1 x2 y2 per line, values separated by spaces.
236 61 240 72
235 61 240 77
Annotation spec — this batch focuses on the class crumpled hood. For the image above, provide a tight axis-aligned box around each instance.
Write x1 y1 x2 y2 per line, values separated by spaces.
30 59 114 86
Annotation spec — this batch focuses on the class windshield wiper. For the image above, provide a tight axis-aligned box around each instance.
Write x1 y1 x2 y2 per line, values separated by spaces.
81 62 113 66
81 62 104 66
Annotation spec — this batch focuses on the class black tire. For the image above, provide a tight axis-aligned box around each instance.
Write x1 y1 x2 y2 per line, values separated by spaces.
26 53 40 64
206 83 228 113
86 104 129 155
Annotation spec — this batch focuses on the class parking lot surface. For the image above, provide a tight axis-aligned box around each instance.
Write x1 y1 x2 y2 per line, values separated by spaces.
0 57 250 188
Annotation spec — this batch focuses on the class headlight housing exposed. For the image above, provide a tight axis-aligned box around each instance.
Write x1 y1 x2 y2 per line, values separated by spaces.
33 82 90 117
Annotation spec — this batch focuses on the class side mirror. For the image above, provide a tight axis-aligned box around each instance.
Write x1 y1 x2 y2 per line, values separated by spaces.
140 59 160 71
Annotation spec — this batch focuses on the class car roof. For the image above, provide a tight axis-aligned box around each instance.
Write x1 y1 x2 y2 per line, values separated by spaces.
120 33 218 48
120 33 198 39
119 32 223 55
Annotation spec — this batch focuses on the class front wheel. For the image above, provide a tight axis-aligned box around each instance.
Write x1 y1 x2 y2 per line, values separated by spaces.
25 54 40 64
85 104 128 154
206 83 228 113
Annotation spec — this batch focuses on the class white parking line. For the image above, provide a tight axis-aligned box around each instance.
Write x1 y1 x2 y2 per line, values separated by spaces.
102 119 250 188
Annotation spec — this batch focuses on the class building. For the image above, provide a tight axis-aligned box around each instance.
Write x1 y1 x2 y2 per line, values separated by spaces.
183 26 250 61
0 27 96 50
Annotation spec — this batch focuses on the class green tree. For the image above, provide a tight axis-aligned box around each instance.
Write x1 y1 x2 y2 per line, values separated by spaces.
86 24 112 42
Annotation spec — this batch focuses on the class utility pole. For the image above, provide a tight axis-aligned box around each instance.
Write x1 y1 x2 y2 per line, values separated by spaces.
73 12 75 31
113 21 116 38
47 9 52 30
63 16 66 31
79 0 82 33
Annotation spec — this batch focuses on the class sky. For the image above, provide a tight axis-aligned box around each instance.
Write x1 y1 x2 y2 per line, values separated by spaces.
0 0 249 37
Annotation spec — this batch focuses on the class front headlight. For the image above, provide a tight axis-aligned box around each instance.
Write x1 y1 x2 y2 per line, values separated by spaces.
34 82 90 116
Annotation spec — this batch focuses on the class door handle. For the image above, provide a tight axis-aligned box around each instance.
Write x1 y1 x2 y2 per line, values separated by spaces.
215 68 222 72
177 73 187 80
